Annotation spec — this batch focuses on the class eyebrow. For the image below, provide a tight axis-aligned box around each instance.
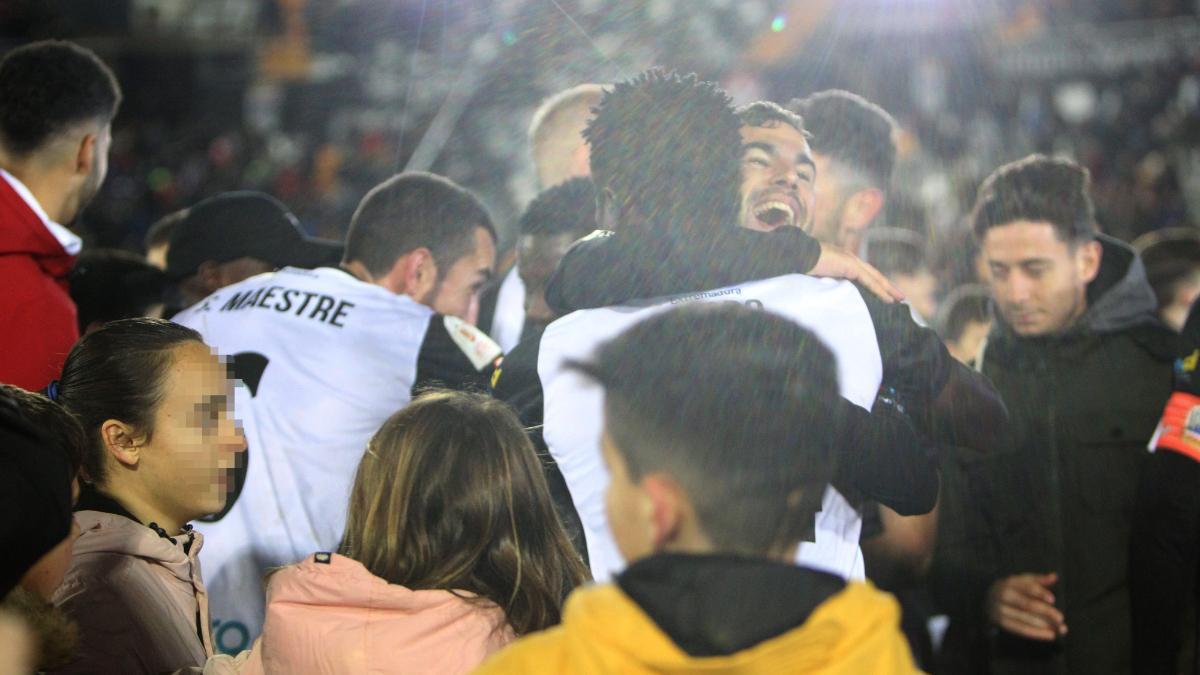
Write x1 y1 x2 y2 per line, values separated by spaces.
196 394 228 411
742 141 816 172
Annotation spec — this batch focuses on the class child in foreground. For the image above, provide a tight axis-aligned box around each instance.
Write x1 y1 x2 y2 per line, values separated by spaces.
213 390 588 674
477 303 919 674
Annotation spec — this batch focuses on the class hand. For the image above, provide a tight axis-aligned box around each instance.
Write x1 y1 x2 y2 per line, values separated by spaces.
987 573 1068 641
810 244 905 303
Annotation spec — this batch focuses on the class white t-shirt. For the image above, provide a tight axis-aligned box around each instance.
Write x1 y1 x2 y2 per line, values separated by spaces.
174 266 500 649
527 274 883 582
490 265 526 352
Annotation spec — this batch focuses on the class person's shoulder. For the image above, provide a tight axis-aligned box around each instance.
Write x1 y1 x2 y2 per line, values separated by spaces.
425 314 503 372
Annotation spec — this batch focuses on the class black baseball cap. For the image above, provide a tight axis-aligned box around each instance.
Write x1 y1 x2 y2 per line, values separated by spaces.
165 191 344 281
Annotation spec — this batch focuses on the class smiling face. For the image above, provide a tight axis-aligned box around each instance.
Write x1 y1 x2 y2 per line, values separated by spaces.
738 122 816 233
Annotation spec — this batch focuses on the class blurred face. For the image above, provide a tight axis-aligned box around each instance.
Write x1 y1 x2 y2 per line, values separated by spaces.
947 319 993 365
139 341 246 522
739 122 815 233
517 232 576 333
601 428 654 562
429 226 496 325
19 479 81 600
981 220 1100 337
894 268 939 323
808 153 848 246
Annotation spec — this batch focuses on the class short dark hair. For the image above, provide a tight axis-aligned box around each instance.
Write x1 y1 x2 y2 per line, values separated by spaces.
570 303 841 557
862 227 928 278
935 284 993 344
344 172 495 278
144 209 187 252
735 101 809 137
584 69 742 236
971 154 1097 244
788 90 896 189
0 40 121 157
518 177 597 238
0 384 86 480
69 249 167 333
1134 228 1200 311
56 318 203 484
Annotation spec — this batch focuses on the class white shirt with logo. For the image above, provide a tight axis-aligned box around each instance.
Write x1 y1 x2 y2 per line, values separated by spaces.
174 266 500 648
535 274 883 582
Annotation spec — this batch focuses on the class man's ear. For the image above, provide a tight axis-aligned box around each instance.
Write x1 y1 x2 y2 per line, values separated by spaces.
196 261 224 295
74 132 98 177
640 473 687 552
381 248 437 299
100 419 144 469
1077 238 1103 284
596 187 620 231
844 188 885 232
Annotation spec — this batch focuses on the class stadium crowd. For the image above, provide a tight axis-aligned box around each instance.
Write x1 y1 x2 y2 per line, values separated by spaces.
1 32 1199 675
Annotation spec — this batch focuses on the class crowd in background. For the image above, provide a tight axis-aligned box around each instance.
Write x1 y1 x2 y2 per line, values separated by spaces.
2 1 1200 673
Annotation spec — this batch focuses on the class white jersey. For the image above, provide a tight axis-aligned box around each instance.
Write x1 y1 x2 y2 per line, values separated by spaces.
490 265 526 352
532 274 883 582
174 266 500 649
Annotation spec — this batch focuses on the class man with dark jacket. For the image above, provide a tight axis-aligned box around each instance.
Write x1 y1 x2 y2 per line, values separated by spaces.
0 41 121 389
494 71 1004 585
946 155 1177 675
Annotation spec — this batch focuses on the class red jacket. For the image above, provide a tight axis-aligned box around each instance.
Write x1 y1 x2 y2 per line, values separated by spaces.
0 174 78 390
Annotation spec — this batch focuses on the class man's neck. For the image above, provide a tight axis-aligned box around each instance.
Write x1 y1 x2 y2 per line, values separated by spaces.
0 159 70 224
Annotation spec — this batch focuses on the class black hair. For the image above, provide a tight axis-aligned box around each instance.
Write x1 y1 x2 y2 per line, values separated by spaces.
144 209 187 252
1134 228 1200 312
788 90 896 189
69 249 167 334
971 154 1097 244
0 40 121 157
518 177 597 238
584 69 742 236
569 303 841 557
935 284 993 344
735 101 809 137
343 172 495 278
56 318 203 484
0 385 86 480
862 227 929 278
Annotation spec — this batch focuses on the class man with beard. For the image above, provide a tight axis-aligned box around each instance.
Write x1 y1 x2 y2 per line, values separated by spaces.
789 90 896 255
495 70 1003 584
0 40 121 390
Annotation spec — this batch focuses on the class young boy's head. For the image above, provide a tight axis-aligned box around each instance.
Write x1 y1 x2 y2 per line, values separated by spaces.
570 303 841 563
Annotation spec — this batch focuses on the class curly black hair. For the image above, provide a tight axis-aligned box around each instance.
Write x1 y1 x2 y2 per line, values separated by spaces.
0 40 122 157
583 68 742 235
518 177 597 238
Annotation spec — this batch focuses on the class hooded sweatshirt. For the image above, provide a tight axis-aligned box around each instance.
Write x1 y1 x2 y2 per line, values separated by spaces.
0 169 80 390
476 554 919 674
225 553 512 675
963 234 1178 675
49 492 213 674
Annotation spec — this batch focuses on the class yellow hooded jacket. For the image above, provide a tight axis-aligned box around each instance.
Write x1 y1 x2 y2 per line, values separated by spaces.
476 580 920 674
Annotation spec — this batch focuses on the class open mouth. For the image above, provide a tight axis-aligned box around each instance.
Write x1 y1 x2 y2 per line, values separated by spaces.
753 200 796 229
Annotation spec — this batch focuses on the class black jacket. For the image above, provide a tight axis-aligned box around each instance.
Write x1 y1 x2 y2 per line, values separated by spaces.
1129 300 1200 675
494 227 996 563
954 235 1177 675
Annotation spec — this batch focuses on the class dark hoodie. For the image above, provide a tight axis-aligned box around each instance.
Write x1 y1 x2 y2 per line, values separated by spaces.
969 234 1178 675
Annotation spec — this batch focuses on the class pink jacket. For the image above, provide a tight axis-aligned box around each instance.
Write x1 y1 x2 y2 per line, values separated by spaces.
230 553 514 674
49 511 213 674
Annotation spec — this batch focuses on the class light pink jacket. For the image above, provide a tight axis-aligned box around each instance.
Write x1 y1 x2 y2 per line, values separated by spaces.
49 511 213 674
225 553 514 675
